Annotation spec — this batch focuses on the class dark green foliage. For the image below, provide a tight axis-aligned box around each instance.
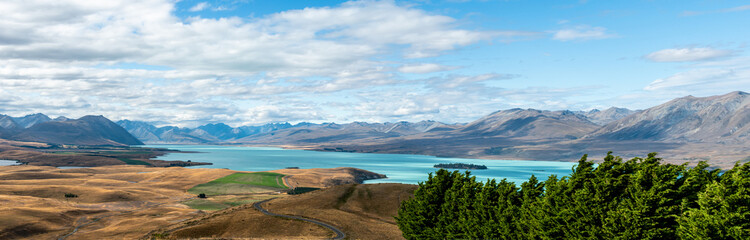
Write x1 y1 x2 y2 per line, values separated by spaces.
197 193 207 198
287 187 320 195
64 193 78 198
396 152 749 240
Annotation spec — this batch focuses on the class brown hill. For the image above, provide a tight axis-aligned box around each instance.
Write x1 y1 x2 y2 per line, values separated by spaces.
270 167 387 188
0 165 234 239
1 165 392 239
166 183 416 240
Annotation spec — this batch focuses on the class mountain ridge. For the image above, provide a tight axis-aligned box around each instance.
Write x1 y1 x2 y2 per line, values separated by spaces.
1 115 143 146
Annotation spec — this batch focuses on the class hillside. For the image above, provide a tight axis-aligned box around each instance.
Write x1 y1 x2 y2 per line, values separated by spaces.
12 113 53 128
455 109 599 140
0 114 20 130
163 183 416 240
9 116 143 146
589 91 750 143
116 120 295 144
581 107 637 125
116 120 457 145
0 165 393 240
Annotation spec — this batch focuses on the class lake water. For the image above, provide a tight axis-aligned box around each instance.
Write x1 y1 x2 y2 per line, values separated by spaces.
147 145 577 185
0 160 20 166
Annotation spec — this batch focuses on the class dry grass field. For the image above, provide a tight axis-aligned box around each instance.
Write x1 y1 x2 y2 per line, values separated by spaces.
164 183 417 240
0 165 234 239
0 164 404 239
270 167 386 188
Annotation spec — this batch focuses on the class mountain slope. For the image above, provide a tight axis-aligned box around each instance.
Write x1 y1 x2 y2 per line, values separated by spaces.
12 113 52 128
456 109 599 140
12 116 143 146
588 91 750 143
235 121 459 145
582 107 637 125
0 114 20 130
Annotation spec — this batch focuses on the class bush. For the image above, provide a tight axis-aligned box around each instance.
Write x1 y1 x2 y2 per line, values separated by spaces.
197 193 207 198
64 193 78 198
396 152 750 240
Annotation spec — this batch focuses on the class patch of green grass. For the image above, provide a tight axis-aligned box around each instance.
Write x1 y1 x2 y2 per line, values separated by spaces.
117 157 151 166
188 182 282 196
211 172 288 189
182 199 230 211
102 151 153 155
223 199 261 206
187 172 288 196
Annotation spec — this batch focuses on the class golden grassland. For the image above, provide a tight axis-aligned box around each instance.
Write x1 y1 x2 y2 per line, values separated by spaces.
0 164 413 239
162 183 417 240
0 165 234 239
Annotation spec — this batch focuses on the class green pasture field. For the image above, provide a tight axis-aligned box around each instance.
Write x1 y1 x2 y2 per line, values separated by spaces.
187 172 288 196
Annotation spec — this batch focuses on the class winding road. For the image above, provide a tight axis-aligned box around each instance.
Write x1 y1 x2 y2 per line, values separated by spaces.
253 198 345 240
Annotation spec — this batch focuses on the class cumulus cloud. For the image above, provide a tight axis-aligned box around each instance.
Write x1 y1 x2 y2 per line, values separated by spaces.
0 0 535 126
0 0 528 126
552 25 616 41
189 2 209 12
398 63 457 74
644 47 732 62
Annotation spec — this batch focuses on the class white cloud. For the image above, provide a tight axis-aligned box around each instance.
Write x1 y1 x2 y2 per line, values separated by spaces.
398 63 456 74
643 55 750 97
0 0 545 126
644 47 732 62
189 2 209 12
682 4 750 16
552 25 616 41
645 68 735 90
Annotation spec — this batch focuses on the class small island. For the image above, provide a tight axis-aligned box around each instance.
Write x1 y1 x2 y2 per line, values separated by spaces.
434 163 487 170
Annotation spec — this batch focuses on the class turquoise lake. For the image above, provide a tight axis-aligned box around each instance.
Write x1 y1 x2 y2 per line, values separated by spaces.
147 145 577 185
0 160 19 166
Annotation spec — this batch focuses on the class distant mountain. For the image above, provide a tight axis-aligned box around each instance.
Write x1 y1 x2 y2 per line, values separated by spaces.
581 107 637 125
116 120 212 144
234 121 459 145
456 109 599 140
12 113 52 128
0 114 20 130
107 91 750 166
116 119 458 145
588 91 750 143
11 115 143 146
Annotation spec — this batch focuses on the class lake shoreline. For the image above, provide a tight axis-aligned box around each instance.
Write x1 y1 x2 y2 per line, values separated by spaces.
146 144 577 185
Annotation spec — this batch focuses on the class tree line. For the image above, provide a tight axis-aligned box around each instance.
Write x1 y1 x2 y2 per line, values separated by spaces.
396 152 750 239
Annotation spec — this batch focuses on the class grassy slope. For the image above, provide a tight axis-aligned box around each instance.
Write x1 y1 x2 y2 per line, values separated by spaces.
171 183 417 240
187 172 288 196
117 157 151 166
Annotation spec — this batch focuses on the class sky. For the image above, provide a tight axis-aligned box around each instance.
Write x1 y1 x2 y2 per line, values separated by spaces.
0 0 748 127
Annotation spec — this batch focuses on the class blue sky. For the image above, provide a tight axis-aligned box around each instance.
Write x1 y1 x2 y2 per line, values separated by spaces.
0 0 747 127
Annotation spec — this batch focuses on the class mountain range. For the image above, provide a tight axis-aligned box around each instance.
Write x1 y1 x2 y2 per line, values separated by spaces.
0 91 747 166
111 106 636 146
0 115 142 146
